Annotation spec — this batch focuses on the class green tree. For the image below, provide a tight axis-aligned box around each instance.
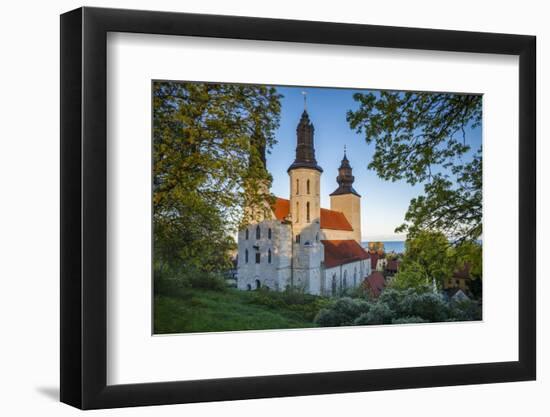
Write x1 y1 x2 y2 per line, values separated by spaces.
388 261 431 292
347 91 482 242
153 81 282 278
400 231 455 290
454 239 482 298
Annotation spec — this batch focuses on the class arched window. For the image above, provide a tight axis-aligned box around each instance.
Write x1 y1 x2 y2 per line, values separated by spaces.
245 229 249 240
255 252 261 264
307 179 310 194
268 249 272 264
331 275 337 296
296 202 299 223
306 202 310 222
295 234 301 244
255 279 261 290
268 228 272 239
296 179 299 195
255 225 260 239
247 284 252 291
245 249 249 263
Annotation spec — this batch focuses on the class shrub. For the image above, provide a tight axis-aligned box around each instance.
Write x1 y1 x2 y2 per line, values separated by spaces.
354 302 394 325
391 316 428 324
449 299 482 321
314 297 371 327
399 292 449 322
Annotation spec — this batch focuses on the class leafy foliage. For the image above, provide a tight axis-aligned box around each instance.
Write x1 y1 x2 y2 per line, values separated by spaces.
401 231 455 289
388 261 431 292
314 297 371 327
389 231 482 295
399 292 450 322
153 81 282 280
314 287 479 327
391 316 428 324
449 299 482 321
397 152 482 242
347 91 482 242
354 302 394 325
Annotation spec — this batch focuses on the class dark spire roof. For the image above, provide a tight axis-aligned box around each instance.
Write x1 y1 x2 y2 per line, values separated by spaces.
287 110 323 173
330 149 361 197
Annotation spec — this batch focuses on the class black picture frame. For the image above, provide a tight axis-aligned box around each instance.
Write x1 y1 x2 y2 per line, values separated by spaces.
60 6 536 410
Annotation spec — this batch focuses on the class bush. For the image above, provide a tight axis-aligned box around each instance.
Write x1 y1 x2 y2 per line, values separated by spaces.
354 302 394 325
399 292 449 322
314 297 371 327
391 316 428 324
449 299 482 321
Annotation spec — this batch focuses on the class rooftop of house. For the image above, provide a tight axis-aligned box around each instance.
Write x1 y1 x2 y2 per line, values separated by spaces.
364 271 386 297
386 259 400 272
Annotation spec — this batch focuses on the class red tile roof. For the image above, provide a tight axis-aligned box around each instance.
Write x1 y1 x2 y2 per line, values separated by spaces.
320 208 353 231
364 271 386 297
321 239 369 268
272 197 353 231
272 197 290 221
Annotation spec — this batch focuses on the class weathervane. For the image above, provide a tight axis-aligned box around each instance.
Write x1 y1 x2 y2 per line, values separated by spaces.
301 91 307 111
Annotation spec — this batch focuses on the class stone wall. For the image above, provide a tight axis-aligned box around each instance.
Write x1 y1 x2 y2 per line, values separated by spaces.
237 219 292 291
323 258 371 297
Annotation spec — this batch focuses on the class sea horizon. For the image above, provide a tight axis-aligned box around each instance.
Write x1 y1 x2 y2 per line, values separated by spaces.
361 240 405 254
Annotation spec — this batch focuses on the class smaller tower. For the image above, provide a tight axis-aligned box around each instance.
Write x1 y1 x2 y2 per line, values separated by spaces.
330 148 362 243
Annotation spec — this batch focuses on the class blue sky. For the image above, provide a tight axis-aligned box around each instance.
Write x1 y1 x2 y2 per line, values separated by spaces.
265 86 482 241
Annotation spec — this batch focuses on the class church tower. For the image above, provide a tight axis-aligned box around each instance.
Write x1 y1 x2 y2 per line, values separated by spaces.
287 109 323 294
330 149 362 243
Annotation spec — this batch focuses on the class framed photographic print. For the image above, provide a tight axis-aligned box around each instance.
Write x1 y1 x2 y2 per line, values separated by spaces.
60 6 536 409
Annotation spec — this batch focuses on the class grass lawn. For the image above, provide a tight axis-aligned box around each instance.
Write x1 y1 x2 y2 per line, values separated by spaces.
154 288 321 334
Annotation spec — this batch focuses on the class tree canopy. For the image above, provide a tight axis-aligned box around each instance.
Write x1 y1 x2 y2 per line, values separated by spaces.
389 231 482 292
153 81 282 276
347 91 482 242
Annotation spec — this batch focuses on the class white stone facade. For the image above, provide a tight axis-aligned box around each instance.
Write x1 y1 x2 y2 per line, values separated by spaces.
323 259 371 296
237 219 292 291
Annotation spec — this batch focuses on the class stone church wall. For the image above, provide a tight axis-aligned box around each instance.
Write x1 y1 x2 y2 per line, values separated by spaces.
237 220 292 291
323 258 371 297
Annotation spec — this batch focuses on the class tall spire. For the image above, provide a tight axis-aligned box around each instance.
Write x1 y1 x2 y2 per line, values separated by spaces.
330 149 360 196
287 109 323 173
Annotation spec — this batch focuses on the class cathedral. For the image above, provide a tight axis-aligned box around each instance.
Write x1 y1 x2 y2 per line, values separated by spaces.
237 109 371 296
